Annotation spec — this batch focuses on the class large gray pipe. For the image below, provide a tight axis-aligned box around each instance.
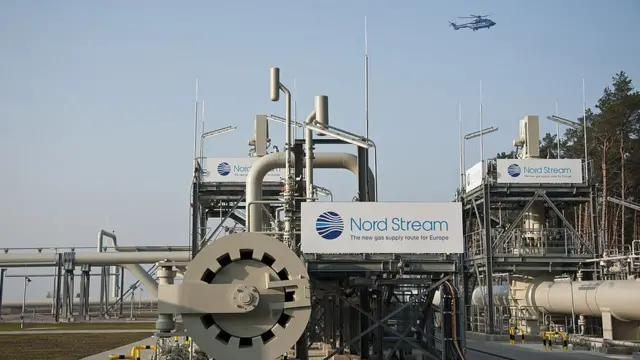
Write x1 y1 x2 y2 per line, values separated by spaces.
247 152 376 232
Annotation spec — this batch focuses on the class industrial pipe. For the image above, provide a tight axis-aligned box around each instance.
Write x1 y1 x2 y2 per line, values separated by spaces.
304 109 316 202
531 279 640 321
0 298 158 308
567 334 640 348
246 152 376 232
464 280 640 323
0 252 191 267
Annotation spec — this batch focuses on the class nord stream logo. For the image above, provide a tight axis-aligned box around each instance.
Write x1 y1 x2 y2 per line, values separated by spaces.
507 164 521 177
217 162 231 176
315 211 344 240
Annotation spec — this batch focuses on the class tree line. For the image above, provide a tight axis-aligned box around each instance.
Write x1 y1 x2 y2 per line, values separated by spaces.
496 71 640 249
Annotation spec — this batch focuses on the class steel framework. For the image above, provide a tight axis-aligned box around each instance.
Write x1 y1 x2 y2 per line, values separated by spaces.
459 158 598 335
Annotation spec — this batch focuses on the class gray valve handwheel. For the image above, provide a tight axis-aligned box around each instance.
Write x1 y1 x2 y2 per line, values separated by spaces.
181 232 311 360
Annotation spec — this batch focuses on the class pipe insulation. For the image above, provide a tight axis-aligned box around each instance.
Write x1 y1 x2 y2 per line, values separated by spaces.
462 280 640 322
0 252 191 267
531 280 640 321
247 152 376 232
0 298 158 308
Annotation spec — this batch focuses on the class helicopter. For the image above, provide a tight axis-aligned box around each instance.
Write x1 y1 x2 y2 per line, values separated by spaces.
449 14 496 31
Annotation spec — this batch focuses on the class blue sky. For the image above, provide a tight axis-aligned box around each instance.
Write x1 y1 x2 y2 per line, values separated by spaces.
0 1 638 299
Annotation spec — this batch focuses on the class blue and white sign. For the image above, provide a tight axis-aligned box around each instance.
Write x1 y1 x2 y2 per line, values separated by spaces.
496 159 583 184
301 202 464 254
202 157 283 183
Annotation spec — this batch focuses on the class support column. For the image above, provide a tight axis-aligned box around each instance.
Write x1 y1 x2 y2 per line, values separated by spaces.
293 142 309 360
119 272 124 317
359 287 370 358
62 252 76 322
79 265 91 320
357 146 370 202
54 254 62 322
483 183 495 333
191 177 200 258
0 268 5 320
374 289 384 358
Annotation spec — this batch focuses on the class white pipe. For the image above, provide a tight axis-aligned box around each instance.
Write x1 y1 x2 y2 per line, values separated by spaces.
246 152 376 232
305 109 317 202
0 252 191 267
531 280 640 321
1 298 158 308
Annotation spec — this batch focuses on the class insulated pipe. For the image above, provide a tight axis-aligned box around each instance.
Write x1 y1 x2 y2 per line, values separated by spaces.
97 230 163 296
0 298 158 308
246 152 376 232
121 264 159 297
0 252 191 267
304 109 316 201
98 231 120 300
530 279 640 321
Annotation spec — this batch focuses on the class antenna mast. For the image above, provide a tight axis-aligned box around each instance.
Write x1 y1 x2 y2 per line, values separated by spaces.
582 78 588 181
364 16 370 140
193 78 200 167
199 100 206 164
479 80 484 179
556 100 560 159
459 102 463 190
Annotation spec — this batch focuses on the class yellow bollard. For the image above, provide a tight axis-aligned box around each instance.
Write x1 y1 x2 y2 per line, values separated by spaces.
509 327 515 344
108 355 133 360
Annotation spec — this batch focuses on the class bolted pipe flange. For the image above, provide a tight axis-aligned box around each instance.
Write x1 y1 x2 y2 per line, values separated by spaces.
232 284 260 310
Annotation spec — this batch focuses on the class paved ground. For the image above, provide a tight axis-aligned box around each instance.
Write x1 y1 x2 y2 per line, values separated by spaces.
467 340 633 360
81 336 157 360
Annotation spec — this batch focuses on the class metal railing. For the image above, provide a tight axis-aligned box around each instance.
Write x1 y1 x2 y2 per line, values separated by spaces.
466 228 591 258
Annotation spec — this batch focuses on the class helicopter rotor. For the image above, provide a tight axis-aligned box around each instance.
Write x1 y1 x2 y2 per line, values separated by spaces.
459 13 496 19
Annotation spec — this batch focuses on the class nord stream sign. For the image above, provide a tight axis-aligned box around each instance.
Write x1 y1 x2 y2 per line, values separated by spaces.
300 202 463 254
202 157 283 183
496 159 583 184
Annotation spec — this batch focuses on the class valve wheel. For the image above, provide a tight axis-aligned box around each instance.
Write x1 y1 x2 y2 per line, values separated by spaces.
181 232 311 360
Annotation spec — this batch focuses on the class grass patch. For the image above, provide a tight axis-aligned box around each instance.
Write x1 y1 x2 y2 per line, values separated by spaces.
0 322 155 331
0 333 151 360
